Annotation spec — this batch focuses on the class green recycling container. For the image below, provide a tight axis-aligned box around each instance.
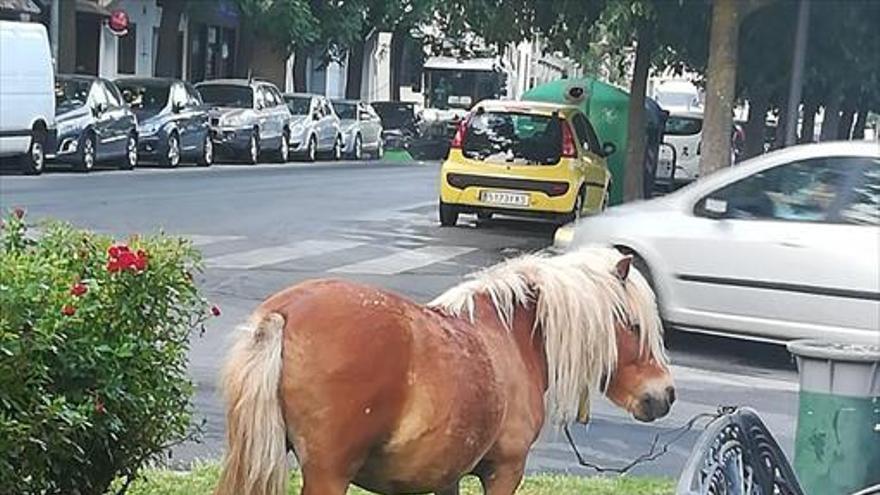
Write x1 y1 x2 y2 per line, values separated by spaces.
787 340 880 495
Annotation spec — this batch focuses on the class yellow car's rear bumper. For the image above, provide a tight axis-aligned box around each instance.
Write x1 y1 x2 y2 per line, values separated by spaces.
440 176 578 214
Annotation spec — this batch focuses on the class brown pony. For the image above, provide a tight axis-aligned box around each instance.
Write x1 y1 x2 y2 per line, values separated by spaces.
214 247 674 495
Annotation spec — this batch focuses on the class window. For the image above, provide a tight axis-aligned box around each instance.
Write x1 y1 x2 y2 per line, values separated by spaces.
255 86 270 109
117 23 137 75
270 87 284 107
185 83 202 106
104 81 124 107
116 81 170 111
462 112 562 166
665 116 702 136
839 159 880 226
572 113 600 153
170 83 188 109
700 157 861 223
197 84 253 109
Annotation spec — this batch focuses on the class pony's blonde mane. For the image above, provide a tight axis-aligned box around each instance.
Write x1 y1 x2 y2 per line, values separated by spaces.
429 246 667 424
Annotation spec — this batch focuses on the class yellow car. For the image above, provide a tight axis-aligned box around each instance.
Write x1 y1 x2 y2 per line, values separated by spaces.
439 100 615 226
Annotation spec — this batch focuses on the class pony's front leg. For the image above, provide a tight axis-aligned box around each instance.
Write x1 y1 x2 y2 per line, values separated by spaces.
476 460 526 495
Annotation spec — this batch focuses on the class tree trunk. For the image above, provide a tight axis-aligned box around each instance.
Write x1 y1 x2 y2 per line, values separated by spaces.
852 108 868 140
819 88 842 141
623 22 653 202
837 109 854 140
345 41 365 100
701 0 740 176
799 98 818 143
744 90 769 159
390 27 406 101
293 46 308 92
155 0 184 77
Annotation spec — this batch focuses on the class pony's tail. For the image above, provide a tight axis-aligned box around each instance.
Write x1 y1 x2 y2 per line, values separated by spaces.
215 312 287 495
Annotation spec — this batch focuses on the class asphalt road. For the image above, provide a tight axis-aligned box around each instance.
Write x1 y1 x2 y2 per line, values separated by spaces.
0 159 800 480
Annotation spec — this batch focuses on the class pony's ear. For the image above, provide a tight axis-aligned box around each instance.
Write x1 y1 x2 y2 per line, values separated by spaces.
615 255 633 281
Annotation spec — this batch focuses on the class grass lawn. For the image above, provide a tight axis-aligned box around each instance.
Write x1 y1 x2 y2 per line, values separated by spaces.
122 463 675 494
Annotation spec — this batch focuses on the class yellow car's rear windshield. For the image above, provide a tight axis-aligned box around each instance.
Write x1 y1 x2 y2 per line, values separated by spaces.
463 111 562 166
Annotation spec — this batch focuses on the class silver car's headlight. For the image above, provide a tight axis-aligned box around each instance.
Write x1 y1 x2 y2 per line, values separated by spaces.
140 122 161 135
222 115 246 127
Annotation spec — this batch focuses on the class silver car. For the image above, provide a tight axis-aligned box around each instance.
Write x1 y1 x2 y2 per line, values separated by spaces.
283 93 342 161
331 99 384 160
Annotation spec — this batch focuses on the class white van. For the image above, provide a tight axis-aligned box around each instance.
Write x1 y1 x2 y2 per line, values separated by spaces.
0 20 55 175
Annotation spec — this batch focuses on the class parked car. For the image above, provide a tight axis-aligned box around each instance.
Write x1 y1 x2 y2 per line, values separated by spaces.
556 141 880 344
439 99 616 227
54 75 138 172
0 20 55 175
116 77 212 167
331 99 384 160
196 79 292 164
371 101 424 150
656 110 703 188
283 93 342 161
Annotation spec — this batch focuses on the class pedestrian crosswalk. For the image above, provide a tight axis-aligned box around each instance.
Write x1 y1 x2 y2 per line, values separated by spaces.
329 245 477 275
206 239 363 270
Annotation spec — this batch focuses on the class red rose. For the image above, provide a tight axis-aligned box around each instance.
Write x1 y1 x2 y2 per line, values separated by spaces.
107 260 121 273
71 282 87 296
61 304 76 316
12 207 24 219
118 245 130 253
133 256 147 271
108 246 121 258
211 305 221 317
118 251 137 269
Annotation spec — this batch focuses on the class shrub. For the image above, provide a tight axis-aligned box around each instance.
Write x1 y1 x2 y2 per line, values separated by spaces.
0 209 212 494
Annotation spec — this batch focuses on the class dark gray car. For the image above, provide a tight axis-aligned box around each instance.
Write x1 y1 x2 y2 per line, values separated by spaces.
116 78 212 167
53 75 138 172
196 79 293 164
332 99 384 160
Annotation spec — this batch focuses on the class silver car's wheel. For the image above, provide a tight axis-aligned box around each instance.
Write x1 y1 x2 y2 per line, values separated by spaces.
307 135 317 162
199 134 213 166
333 135 342 161
123 134 137 170
247 133 259 164
165 134 180 168
80 134 96 172
278 132 290 162
376 139 384 160
353 135 363 160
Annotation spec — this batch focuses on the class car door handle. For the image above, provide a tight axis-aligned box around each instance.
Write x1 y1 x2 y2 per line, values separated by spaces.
779 239 805 248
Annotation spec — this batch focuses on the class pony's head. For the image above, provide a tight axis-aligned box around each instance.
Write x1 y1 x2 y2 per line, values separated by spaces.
429 246 675 424
601 255 675 423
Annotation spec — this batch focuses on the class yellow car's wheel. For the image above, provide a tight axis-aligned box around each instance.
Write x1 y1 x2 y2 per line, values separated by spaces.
439 202 459 227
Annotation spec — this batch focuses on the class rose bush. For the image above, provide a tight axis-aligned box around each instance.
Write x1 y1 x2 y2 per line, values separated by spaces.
0 210 213 494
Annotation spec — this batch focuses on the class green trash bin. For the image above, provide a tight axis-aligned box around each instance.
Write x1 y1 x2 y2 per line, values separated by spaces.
787 340 880 495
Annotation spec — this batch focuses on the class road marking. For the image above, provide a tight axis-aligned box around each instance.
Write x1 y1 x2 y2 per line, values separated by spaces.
187 234 246 247
330 245 476 275
206 239 362 269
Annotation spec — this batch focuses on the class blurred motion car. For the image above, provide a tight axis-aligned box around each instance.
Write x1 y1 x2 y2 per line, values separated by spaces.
331 99 384 160
556 141 880 344
116 78 212 167
54 75 138 172
283 93 342 161
371 101 423 150
438 100 616 226
196 79 292 164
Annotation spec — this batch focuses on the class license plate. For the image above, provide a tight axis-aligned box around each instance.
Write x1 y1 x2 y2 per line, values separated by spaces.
480 190 529 207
